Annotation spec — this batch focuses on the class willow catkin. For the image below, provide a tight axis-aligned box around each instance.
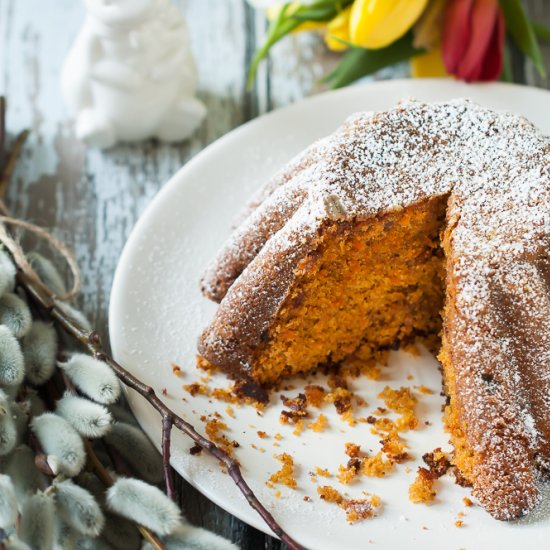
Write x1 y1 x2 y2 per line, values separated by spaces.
0 325 25 386
143 523 239 550
3 536 31 550
0 293 32 338
104 422 163 484
0 249 16 297
0 391 17 456
0 474 17 529
10 400 29 447
21 321 58 386
106 478 182 536
1 445 42 505
75 536 114 550
54 479 105 537
30 413 85 477
102 513 141 550
53 517 79 550
19 491 55 550
56 393 112 438
27 252 66 296
58 354 120 405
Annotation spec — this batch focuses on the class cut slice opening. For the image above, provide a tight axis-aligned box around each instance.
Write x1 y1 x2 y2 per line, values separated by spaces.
252 195 449 385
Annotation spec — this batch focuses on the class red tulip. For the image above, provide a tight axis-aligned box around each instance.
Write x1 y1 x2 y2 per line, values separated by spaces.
443 0 505 82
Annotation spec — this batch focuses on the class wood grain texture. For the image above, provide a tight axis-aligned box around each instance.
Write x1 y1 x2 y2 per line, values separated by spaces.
0 1 548 548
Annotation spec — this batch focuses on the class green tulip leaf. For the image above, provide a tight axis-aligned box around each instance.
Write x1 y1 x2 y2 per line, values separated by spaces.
532 22 550 42
323 32 425 89
499 0 546 77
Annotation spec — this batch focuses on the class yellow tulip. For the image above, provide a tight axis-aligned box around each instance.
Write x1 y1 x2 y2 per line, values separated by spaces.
413 0 448 50
350 0 430 49
325 6 352 51
266 3 326 33
410 47 450 77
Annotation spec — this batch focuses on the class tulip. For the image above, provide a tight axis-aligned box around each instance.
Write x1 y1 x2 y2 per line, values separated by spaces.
325 6 352 52
442 0 505 81
411 48 450 77
350 0 429 49
266 2 326 33
414 0 448 50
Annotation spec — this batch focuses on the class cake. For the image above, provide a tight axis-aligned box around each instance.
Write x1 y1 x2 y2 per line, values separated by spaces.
197 99 550 520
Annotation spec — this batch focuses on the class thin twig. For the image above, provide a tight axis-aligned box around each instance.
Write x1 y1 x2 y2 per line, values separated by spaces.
19 250 303 549
162 415 176 500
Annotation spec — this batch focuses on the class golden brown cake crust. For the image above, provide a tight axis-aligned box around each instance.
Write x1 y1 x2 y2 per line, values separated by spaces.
197 99 550 519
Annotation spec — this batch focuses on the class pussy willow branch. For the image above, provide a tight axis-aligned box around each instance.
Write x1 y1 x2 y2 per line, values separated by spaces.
0 97 303 550
60 373 167 550
21 277 302 549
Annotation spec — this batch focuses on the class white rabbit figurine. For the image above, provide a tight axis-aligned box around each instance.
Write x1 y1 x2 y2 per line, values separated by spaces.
62 0 206 149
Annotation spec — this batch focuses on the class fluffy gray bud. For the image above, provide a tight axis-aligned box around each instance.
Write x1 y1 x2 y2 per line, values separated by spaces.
0 474 18 528
19 491 55 550
55 301 92 333
1 445 42 506
75 536 114 550
53 517 78 550
22 321 58 386
143 523 238 550
0 326 25 386
102 513 141 550
0 293 32 338
30 413 85 477
11 401 29 447
75 472 105 506
0 391 17 456
26 389 46 417
27 252 66 297
109 403 139 426
55 479 105 537
0 250 16 297
3 537 31 550
58 354 120 404
56 394 112 438
104 423 163 484
107 478 182 536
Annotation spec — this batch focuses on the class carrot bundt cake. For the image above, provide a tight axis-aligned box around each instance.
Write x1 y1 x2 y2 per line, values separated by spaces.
197 99 550 521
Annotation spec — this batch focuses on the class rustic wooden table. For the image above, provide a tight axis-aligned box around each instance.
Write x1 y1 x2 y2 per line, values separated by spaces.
0 1 548 548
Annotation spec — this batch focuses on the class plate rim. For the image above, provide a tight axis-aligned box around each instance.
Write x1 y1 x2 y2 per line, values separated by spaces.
108 78 550 540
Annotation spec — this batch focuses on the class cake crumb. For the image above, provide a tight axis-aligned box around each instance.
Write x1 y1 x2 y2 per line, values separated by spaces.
463 497 473 507
309 414 328 432
416 385 433 395
315 467 332 478
362 452 394 477
257 430 268 439
225 406 235 418
378 386 418 431
267 453 297 489
317 486 381 523
304 385 326 407
171 364 182 376
409 467 436 504
204 417 239 458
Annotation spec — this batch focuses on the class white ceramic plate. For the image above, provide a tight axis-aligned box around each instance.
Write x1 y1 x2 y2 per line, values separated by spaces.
109 80 550 550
